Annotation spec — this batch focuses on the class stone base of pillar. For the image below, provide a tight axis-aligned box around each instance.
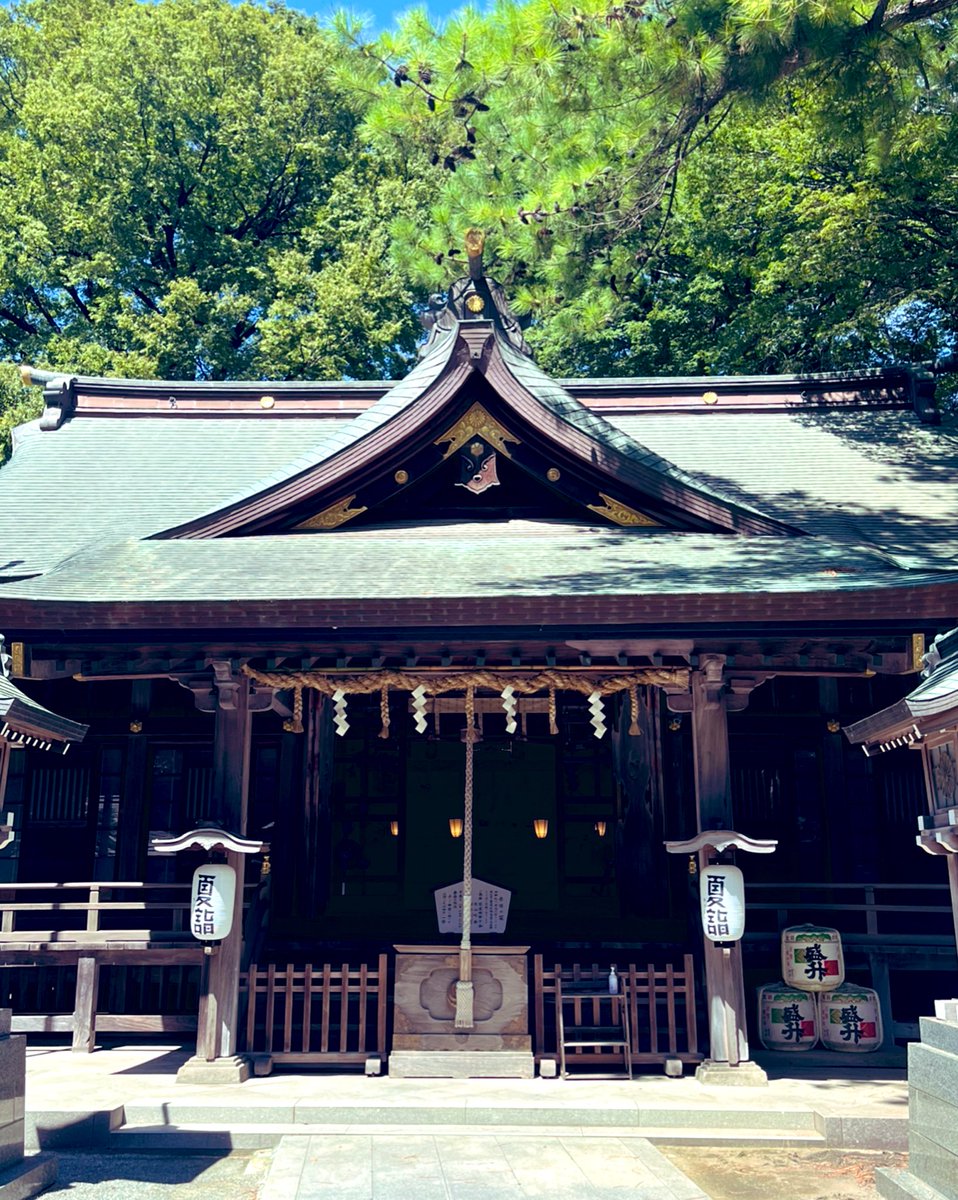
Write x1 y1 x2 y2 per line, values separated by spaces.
694 1059 768 1087
0 1152 58 1200
175 1055 250 1086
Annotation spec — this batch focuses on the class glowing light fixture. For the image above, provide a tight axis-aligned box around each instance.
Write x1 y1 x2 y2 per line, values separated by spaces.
594 821 607 838
449 817 463 839
533 818 549 840
389 820 399 837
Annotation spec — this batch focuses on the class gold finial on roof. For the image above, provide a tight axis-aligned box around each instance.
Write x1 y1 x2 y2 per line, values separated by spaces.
465 228 485 279
465 228 485 258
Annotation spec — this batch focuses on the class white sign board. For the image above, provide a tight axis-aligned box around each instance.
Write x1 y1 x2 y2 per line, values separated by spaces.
434 878 511 934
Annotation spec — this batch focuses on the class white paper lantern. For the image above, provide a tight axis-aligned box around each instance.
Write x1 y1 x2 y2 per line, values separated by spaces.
699 864 745 942
189 863 236 942
781 924 845 992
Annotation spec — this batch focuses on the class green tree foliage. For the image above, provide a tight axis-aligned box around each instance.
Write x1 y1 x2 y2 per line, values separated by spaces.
532 64 958 377
0 364 40 462
351 0 958 376
0 0 423 383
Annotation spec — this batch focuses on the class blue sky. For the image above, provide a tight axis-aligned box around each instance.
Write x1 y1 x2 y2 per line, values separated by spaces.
290 0 455 33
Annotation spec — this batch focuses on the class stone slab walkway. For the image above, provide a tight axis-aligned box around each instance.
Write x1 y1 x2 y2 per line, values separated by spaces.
260 1132 708 1200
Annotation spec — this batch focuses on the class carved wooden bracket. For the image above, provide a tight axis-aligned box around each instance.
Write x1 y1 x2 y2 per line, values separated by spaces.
177 662 276 713
665 659 771 713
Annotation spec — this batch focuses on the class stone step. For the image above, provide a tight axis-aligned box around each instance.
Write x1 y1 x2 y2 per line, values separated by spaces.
108 1121 828 1152
119 1101 822 1132
876 1167 950 1200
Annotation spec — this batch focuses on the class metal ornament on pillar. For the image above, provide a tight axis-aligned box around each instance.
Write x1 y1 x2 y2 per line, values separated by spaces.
190 862 237 941
699 864 746 943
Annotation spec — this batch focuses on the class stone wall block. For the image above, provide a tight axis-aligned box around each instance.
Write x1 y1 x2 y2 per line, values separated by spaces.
919 1016 958 1058
908 1043 958 1107
0 1031 26 1172
908 1130 958 1200
910 1086 958 1158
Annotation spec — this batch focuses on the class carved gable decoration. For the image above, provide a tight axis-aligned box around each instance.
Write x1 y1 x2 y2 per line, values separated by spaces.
435 403 520 498
152 318 796 540
435 402 520 462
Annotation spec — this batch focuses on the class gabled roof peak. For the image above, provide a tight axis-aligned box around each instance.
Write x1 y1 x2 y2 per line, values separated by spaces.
419 229 531 360
420 274 531 360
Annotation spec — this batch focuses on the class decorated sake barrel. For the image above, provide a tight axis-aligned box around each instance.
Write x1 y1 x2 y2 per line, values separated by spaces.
781 924 845 992
819 983 883 1052
757 982 819 1050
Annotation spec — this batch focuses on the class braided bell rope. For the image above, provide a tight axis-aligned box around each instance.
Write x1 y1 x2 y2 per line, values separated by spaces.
455 684 477 1029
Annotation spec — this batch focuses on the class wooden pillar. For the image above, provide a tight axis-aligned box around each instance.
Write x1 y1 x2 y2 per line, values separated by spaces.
302 691 333 917
948 857 958 954
919 739 958 959
72 955 100 1054
614 689 667 917
687 657 766 1084
116 681 151 880
207 671 250 1061
178 665 252 1084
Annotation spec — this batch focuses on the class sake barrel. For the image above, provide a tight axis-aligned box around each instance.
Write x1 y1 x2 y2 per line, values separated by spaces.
781 924 845 992
758 982 819 1050
819 983 883 1052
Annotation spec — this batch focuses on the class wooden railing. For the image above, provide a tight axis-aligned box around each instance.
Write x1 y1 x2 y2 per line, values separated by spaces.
533 955 700 1068
0 880 253 1052
239 956 389 1069
746 880 955 940
0 880 204 943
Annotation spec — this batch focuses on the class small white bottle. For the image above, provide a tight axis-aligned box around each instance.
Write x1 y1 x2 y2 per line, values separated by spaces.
608 964 619 995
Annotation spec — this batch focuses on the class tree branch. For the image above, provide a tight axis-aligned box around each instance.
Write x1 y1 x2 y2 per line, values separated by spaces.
0 306 39 337
884 0 958 29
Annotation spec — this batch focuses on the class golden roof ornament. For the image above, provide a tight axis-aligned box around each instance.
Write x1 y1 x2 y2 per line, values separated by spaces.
465 228 485 279
418 226 531 358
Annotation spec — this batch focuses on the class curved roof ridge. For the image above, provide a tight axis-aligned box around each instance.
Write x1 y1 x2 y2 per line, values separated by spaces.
145 327 460 538
494 335 786 528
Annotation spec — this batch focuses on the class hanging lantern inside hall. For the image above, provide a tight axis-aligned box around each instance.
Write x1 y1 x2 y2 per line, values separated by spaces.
449 817 463 839
781 924 845 992
533 818 549 840
699 864 746 942
189 862 236 942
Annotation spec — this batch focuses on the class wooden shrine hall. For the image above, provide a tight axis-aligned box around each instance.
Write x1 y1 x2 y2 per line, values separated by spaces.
0 234 957 1083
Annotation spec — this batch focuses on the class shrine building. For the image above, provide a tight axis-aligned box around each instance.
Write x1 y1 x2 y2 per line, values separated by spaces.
0 239 956 1082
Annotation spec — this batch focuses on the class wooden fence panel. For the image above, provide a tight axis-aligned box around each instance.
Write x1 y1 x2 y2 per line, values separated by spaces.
239 955 388 1066
533 954 700 1068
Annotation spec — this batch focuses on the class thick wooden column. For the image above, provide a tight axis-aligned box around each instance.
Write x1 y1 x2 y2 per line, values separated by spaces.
207 668 250 1060
614 688 669 917
179 664 253 1084
116 680 152 880
686 656 767 1084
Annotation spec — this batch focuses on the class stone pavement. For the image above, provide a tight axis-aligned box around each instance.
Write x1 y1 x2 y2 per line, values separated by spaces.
20 1044 911 1199
260 1132 707 1200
